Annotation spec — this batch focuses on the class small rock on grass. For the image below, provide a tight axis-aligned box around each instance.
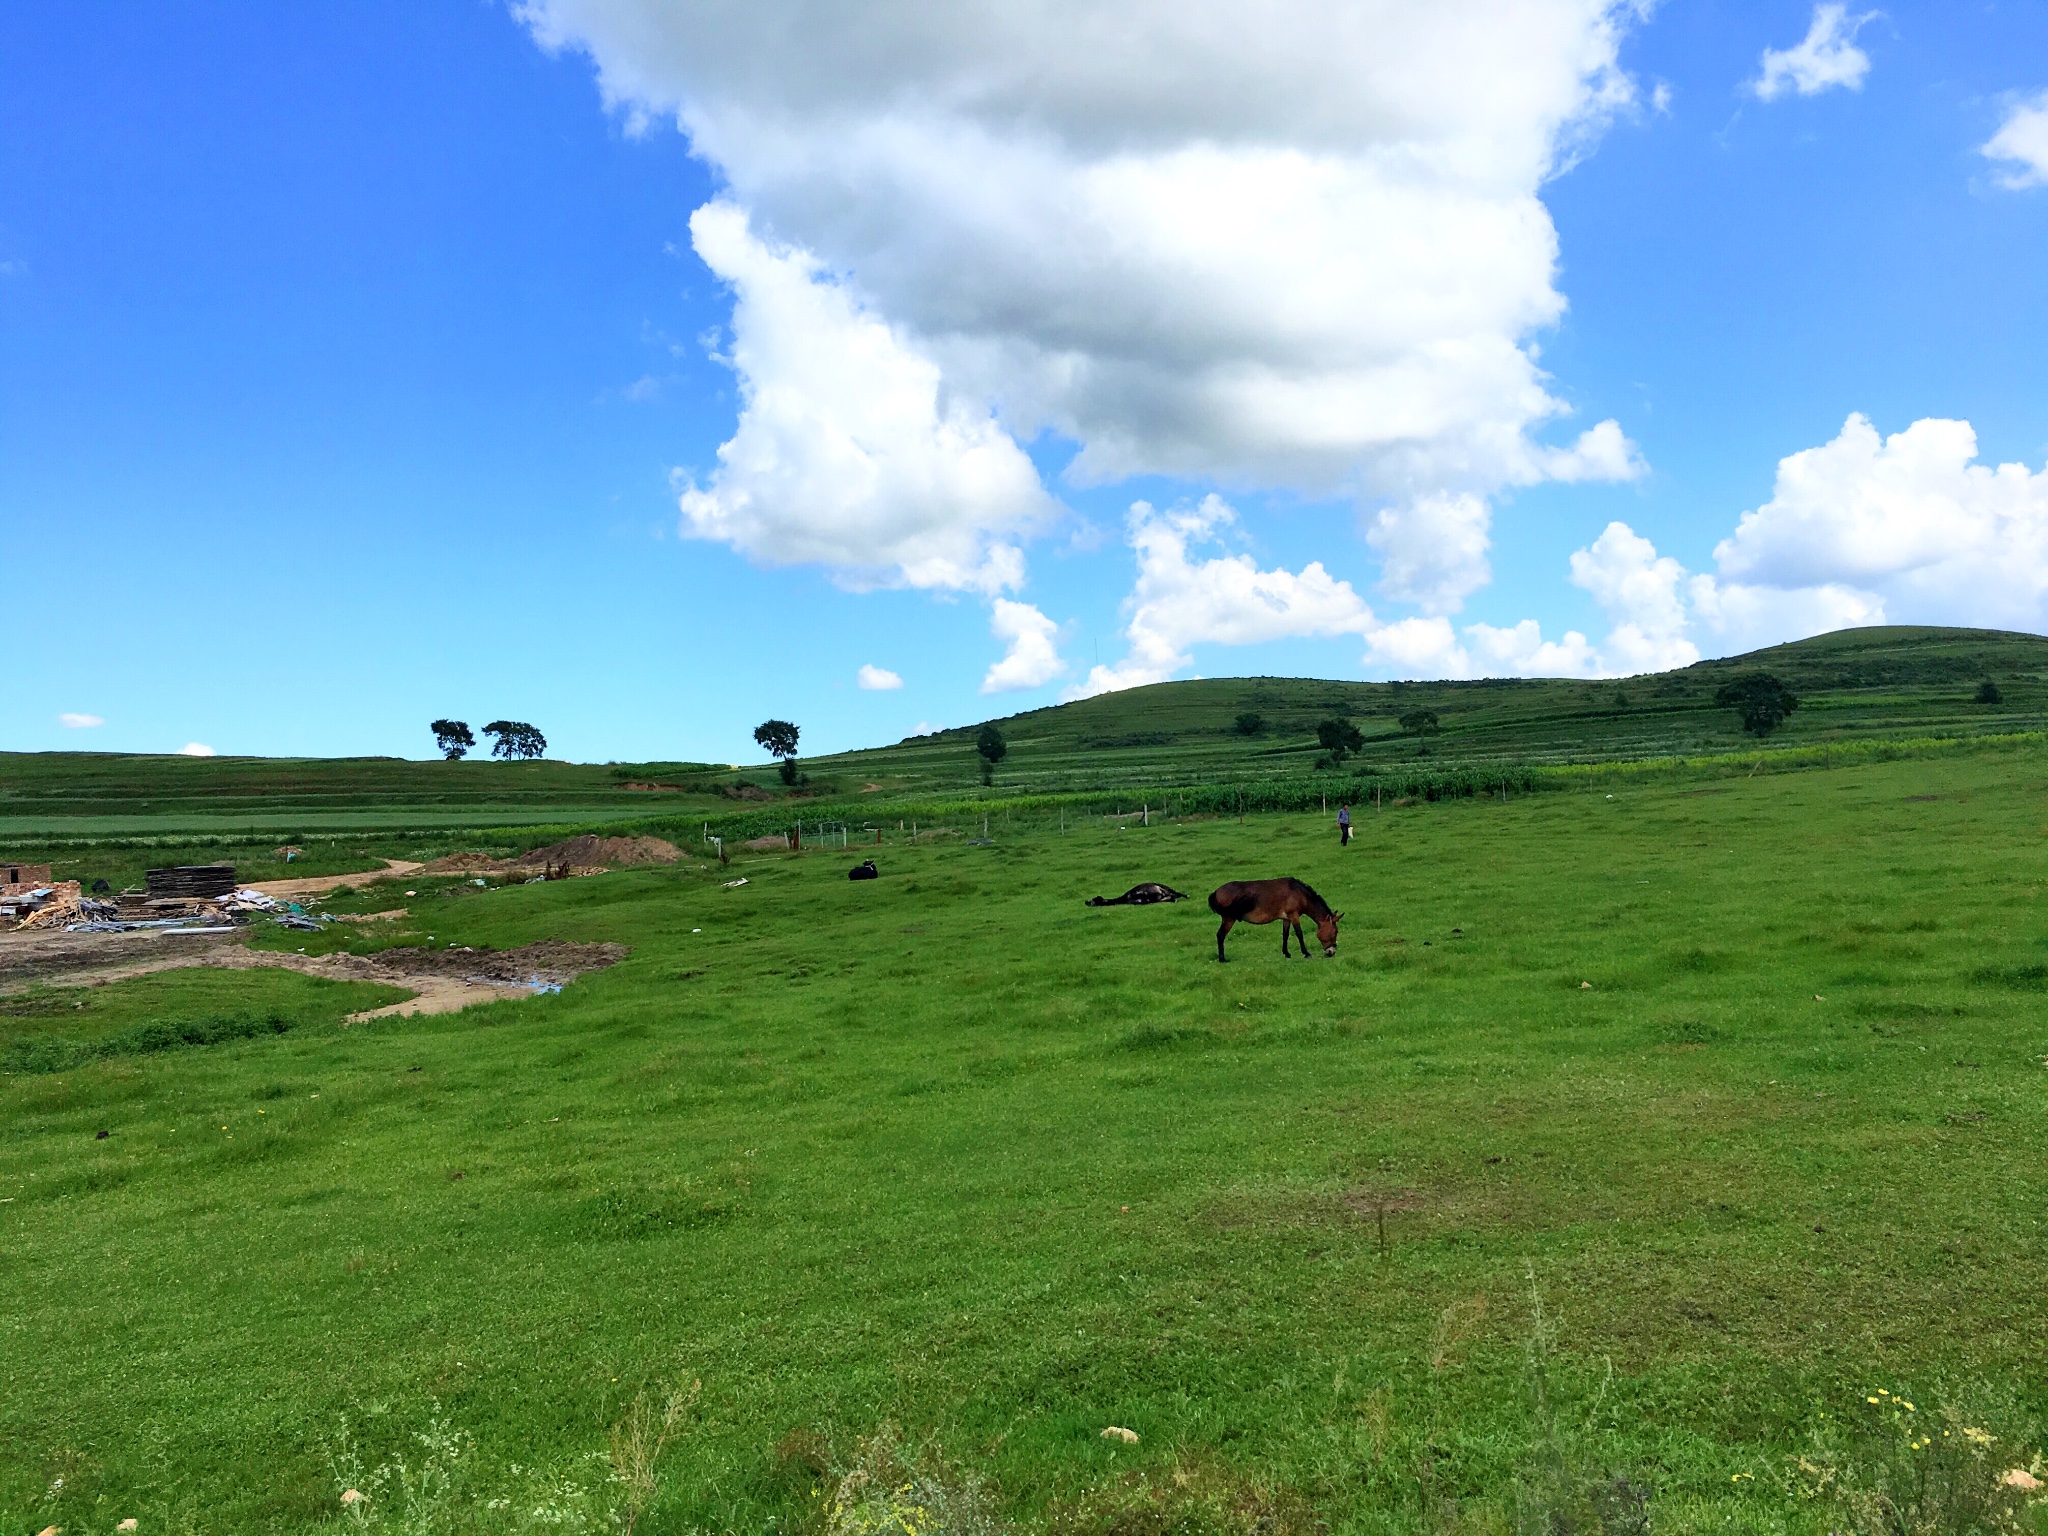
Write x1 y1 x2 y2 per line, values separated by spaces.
1101 1426 1139 1444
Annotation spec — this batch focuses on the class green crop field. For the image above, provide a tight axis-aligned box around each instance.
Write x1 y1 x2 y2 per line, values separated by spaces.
6 740 2047 1535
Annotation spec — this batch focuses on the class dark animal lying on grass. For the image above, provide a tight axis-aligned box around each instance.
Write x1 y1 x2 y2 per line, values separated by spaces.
1085 883 1189 907
1208 878 1342 961
847 860 879 881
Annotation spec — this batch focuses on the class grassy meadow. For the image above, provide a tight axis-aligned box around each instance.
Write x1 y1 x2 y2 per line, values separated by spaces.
6 748 2047 1534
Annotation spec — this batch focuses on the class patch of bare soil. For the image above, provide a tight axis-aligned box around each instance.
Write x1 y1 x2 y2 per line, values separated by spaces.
518 835 682 867
0 927 626 1023
0 926 248 989
420 852 517 875
246 858 425 900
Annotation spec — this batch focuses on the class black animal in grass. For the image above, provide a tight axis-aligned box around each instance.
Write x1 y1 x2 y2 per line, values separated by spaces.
1208 878 1342 961
1085 883 1189 907
847 860 879 881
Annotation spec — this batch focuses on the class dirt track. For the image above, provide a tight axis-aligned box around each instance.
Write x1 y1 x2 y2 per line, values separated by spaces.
0 926 625 1023
244 857 425 901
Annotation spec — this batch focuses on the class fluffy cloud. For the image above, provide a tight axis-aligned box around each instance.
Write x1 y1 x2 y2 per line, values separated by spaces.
1478 412 2048 676
1983 92 2048 191
1568 521 1699 673
675 203 1054 595
1711 412 2048 628
1754 4 1876 101
1367 492 1494 615
1068 497 1378 697
981 599 1066 693
176 742 217 757
856 664 904 690
524 0 1646 541
58 712 104 729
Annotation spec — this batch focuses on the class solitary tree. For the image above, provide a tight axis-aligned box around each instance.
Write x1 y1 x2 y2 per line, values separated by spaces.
1976 680 2005 705
1713 673 1798 737
754 719 801 784
1397 708 1440 739
1232 711 1266 737
976 723 1007 785
430 719 474 760
482 720 547 759
1315 716 1365 767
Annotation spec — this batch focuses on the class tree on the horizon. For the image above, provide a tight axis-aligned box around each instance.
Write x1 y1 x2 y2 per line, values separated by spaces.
1315 716 1365 766
1714 674 1798 737
754 719 801 784
430 719 474 760
483 720 547 759
976 723 1007 785
1398 708 1440 740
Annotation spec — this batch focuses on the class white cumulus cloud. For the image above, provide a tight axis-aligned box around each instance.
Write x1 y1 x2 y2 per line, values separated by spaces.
1754 4 1877 101
856 663 904 690
522 0 1648 611
1068 497 1379 697
981 599 1066 693
58 713 104 729
675 202 1055 595
1984 91 2048 190
1710 412 2048 629
1367 492 1495 616
176 742 217 757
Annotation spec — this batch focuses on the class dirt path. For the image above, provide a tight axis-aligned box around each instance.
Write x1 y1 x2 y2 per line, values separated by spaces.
245 858 425 900
0 927 625 1023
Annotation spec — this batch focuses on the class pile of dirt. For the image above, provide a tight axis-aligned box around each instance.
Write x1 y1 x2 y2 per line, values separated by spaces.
517 835 683 868
421 852 517 875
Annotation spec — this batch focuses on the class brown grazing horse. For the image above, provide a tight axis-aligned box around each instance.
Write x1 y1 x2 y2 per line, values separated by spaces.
1208 878 1342 962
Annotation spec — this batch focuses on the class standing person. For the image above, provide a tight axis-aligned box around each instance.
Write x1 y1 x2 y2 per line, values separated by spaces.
1337 803 1352 846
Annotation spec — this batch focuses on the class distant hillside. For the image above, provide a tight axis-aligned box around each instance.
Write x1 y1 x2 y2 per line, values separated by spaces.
6 626 2043 842
798 626 2048 795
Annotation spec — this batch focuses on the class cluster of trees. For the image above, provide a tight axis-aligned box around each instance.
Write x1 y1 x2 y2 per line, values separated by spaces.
429 719 547 760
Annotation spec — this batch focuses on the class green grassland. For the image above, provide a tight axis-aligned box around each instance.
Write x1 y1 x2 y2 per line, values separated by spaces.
6 748 2047 1534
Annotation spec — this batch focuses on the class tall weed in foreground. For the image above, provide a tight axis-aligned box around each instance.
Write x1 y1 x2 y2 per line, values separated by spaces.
1789 1387 2046 1536
329 1406 628 1534
1507 1278 1649 1536
822 1425 1007 1536
609 1378 700 1536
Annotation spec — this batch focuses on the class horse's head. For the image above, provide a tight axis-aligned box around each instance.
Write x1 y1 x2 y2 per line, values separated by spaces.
1316 910 1343 957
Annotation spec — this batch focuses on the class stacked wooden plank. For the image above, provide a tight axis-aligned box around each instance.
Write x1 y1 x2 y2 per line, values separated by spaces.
144 865 238 899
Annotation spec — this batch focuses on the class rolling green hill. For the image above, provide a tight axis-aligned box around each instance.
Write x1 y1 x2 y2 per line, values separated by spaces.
803 625 2048 795
3 627 2044 846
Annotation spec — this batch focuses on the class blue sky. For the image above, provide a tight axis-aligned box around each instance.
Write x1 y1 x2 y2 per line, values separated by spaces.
5 1 2047 764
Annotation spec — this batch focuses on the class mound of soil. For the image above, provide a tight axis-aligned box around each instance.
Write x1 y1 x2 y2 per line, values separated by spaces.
517 835 682 868
743 834 790 852
421 852 517 874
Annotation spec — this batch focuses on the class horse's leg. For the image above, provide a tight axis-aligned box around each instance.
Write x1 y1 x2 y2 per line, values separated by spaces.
1216 917 1233 962
1281 917 1293 958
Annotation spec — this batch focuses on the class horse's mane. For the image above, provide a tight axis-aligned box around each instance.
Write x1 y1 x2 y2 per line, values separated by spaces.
1290 878 1334 917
